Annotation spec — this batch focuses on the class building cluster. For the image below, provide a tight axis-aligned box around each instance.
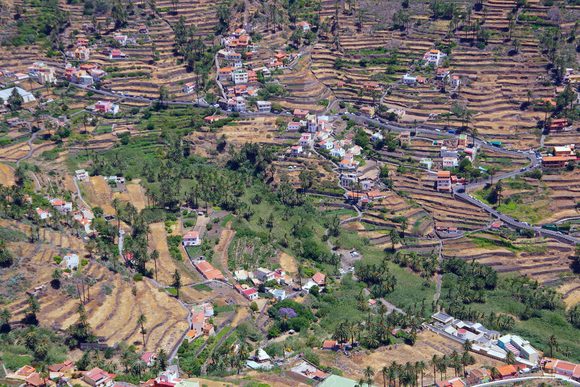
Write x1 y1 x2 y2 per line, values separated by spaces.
67 36 92 61
28 62 57 85
541 144 577 168
287 110 334 157
233 267 293 301
185 302 215 342
430 312 538 366
65 63 107 86
34 194 95 235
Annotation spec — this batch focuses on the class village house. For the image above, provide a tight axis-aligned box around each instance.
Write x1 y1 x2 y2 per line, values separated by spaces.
287 121 301 131
399 131 411 145
466 368 492 385
246 348 274 370
330 147 346 158
294 109 309 119
299 133 313 148
296 21 311 31
232 69 248 84
227 96 246 112
204 115 226 123
83 367 116 387
402 73 417 85
442 156 458 168
193 258 225 281
542 156 574 168
113 34 128 46
182 82 196 94
72 46 90 61
269 288 286 301
109 49 127 60
542 358 580 381
457 134 468 148
290 361 328 383
182 230 201 246
94 101 119 115
322 340 339 351
494 365 518 380
218 67 234 82
138 24 149 34
235 284 259 300
436 377 466 387
553 144 576 157
498 334 539 364
141 352 157 367
451 75 461 89
64 253 80 270
548 118 569 131
75 169 89 181
28 62 56 85
436 170 452 192
256 100 272 113
36 208 51 220
423 49 447 67
371 132 384 142
312 272 326 287
290 145 303 156
50 198 73 214
436 67 450 80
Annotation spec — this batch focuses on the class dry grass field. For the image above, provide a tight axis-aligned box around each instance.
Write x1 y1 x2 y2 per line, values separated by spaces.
113 179 149 211
82 176 116 215
0 163 15 186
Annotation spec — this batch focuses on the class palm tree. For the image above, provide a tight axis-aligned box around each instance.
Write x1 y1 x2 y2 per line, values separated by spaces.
388 362 398 387
150 250 159 282
137 313 147 347
382 366 389 387
431 355 439 383
416 361 426 386
389 228 401 251
506 351 516 365
0 308 11 332
364 366 375 385
548 334 558 357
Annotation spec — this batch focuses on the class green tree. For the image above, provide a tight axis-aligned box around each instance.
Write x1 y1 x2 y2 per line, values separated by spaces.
364 366 375 385
0 240 14 268
172 269 182 299
7 88 24 111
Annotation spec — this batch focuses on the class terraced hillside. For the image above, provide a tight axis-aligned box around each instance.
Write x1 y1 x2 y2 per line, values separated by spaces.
1 220 189 352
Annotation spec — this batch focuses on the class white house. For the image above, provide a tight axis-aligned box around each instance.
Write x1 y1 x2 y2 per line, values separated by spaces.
442 156 458 168
287 121 301 131
498 334 539 364
231 69 248 84
75 169 89 181
113 34 128 46
330 147 346 158
183 82 196 94
256 100 272 113
296 21 311 31
290 145 303 156
402 73 417 85
83 367 115 387
436 170 452 192
182 230 201 246
36 208 51 220
423 49 447 67
371 132 384 142
64 253 80 270
94 101 119 115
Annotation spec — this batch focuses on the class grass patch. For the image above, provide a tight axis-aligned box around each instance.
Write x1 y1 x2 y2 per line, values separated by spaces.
192 283 212 292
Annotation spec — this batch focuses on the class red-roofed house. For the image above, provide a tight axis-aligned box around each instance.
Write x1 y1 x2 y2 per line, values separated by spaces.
494 365 517 380
140 352 157 367
436 377 466 387
182 230 201 246
322 340 339 350
312 272 326 286
83 367 116 387
436 170 452 192
109 49 126 60
293 109 309 119
194 259 225 281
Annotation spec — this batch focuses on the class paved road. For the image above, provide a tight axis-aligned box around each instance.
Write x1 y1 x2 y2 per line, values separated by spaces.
473 374 580 387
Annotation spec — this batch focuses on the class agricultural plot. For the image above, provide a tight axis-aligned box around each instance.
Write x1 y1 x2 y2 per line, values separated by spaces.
442 231 576 289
